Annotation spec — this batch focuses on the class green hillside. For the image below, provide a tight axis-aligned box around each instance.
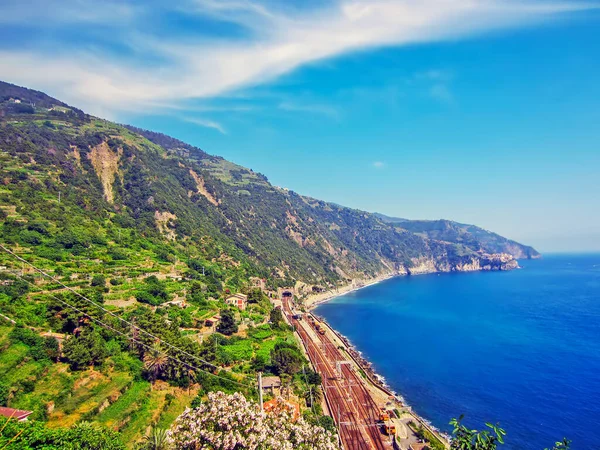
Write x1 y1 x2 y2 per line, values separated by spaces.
0 80 538 447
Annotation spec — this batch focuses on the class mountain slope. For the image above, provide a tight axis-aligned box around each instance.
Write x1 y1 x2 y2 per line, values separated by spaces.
384 218 540 260
0 81 537 289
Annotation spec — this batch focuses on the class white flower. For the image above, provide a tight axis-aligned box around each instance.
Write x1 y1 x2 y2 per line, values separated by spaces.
166 391 339 450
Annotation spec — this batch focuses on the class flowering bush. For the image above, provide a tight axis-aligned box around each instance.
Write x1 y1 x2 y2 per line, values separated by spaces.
166 391 339 449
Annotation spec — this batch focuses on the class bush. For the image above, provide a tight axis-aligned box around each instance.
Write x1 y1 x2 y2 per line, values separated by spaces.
62 329 107 370
90 274 106 287
0 420 125 449
217 309 238 336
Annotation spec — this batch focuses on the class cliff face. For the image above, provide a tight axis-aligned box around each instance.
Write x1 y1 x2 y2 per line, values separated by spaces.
0 80 536 286
405 253 518 275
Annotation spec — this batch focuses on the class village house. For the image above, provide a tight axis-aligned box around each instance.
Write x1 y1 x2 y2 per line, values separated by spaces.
225 293 247 310
0 407 33 422
261 376 282 396
249 277 266 291
204 315 220 328
165 298 187 308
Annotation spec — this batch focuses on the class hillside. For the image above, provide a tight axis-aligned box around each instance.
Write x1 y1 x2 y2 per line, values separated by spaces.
0 80 540 447
0 81 537 287
389 218 540 260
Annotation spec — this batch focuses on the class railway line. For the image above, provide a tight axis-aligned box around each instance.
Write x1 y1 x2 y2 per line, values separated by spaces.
283 298 391 450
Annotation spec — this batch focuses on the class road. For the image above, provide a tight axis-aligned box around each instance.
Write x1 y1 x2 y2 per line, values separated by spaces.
282 298 392 450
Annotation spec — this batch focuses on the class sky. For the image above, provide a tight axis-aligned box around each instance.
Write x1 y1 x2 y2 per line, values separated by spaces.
1 0 599 252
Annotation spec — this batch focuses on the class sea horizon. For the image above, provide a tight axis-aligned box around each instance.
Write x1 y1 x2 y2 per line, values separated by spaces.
315 253 600 449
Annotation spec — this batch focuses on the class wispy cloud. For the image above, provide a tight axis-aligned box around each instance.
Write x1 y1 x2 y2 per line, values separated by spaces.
372 161 386 169
0 0 593 117
183 117 227 134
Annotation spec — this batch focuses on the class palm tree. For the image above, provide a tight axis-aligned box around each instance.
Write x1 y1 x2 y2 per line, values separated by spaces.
186 366 197 395
144 343 168 384
144 427 168 450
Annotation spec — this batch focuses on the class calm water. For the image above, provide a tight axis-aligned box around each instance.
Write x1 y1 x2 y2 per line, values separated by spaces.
315 254 600 449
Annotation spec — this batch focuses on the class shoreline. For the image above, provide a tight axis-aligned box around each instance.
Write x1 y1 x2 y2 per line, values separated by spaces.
303 271 398 310
302 270 456 447
312 312 451 448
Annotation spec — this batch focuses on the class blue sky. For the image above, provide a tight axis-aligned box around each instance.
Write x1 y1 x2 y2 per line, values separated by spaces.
1 0 599 252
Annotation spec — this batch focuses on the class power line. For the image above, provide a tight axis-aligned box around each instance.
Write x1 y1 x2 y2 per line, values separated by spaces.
0 244 253 388
8 269 252 389
0 243 220 370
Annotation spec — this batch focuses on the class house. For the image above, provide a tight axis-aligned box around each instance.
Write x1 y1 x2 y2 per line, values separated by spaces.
261 376 282 395
204 315 220 328
0 407 33 422
225 293 248 310
165 298 187 308
250 277 266 291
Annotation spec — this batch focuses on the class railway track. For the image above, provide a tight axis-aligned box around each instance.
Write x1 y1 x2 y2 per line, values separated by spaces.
283 299 390 450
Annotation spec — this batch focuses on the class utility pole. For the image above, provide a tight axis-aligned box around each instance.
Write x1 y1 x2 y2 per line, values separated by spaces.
258 372 264 413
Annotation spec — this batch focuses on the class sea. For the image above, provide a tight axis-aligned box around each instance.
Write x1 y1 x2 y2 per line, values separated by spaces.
314 254 600 450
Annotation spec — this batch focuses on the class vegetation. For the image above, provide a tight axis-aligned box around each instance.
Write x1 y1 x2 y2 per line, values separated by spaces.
0 81 545 448
0 419 124 449
449 416 570 450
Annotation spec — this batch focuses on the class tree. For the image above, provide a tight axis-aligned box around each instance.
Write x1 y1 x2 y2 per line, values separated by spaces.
217 309 238 336
90 274 106 287
270 307 285 329
62 329 107 370
166 391 339 449
0 381 9 406
247 288 265 304
143 343 168 382
141 427 169 450
271 342 305 376
450 416 505 450
450 416 570 450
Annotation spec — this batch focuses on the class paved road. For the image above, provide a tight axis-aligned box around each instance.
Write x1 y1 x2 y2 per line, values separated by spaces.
283 298 392 450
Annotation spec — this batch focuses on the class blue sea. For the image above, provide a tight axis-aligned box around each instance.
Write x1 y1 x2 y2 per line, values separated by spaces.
315 254 600 450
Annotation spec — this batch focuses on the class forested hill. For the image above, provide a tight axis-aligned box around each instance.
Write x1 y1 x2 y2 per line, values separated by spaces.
376 216 541 260
0 80 537 289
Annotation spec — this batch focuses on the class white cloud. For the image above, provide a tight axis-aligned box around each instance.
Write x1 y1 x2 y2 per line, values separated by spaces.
183 117 227 134
373 161 386 168
0 0 593 117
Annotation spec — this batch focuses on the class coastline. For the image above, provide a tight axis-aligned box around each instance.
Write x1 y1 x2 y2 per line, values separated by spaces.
317 316 452 448
303 272 452 448
303 271 398 310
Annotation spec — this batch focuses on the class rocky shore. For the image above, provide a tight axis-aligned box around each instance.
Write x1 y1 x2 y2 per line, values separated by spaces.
303 252 519 308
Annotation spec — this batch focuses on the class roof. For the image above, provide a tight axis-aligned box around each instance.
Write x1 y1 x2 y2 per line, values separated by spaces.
0 407 33 421
262 376 281 388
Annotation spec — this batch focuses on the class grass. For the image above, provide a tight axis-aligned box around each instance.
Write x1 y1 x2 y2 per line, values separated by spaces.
95 380 150 429
0 342 30 379
50 370 133 428
255 338 281 361
118 388 166 445
222 339 253 362
156 387 199 430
